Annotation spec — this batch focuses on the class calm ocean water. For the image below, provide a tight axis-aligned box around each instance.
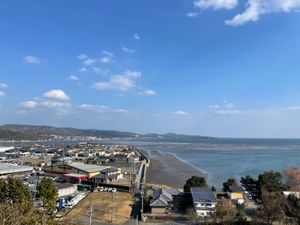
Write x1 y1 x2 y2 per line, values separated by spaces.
132 138 300 186
3 138 300 187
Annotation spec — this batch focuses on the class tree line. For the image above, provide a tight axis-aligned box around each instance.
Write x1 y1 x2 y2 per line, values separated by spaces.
183 167 300 225
0 177 58 225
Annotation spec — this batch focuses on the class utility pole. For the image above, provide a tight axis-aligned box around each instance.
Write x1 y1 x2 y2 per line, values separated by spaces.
111 191 115 223
141 182 144 222
133 160 136 174
88 202 94 225
136 216 139 225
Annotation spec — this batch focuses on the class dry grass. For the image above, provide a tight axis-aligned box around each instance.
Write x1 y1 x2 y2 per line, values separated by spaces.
144 183 171 189
112 175 131 186
63 192 133 225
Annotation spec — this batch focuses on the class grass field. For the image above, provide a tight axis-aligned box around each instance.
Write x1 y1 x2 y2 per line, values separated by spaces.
62 192 133 225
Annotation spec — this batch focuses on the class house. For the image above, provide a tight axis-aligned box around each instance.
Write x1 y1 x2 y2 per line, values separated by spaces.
114 154 128 162
190 187 217 217
128 155 140 164
228 185 245 204
92 167 123 184
95 157 110 165
149 189 179 214
145 186 159 199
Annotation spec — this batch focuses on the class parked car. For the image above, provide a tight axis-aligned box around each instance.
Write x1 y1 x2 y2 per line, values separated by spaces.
54 214 63 221
108 187 112 192
112 188 117 192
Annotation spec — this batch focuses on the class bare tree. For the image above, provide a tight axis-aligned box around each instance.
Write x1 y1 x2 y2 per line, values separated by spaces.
186 207 197 225
215 199 235 224
257 191 284 225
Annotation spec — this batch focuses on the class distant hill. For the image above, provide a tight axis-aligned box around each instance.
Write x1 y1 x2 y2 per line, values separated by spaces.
0 129 49 141
0 124 212 141
0 124 138 139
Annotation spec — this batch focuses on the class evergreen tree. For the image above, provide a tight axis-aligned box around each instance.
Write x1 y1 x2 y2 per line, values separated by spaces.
36 178 58 214
183 176 207 192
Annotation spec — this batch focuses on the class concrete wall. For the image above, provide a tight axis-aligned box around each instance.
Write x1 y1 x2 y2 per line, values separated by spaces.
151 207 167 214
58 186 77 197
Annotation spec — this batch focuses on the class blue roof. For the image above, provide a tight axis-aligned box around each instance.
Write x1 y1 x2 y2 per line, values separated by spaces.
190 187 217 203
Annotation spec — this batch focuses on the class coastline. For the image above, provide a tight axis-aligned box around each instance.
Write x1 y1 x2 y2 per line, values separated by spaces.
142 149 205 189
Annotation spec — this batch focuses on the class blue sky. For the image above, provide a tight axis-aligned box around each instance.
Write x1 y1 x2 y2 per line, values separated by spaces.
1 0 300 138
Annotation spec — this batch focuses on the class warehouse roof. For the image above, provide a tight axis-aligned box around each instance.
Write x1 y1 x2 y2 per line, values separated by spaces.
0 163 33 175
67 163 106 173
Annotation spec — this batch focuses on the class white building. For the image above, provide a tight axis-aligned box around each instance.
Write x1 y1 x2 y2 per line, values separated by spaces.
55 183 77 197
0 147 15 153
190 187 217 217
0 163 33 179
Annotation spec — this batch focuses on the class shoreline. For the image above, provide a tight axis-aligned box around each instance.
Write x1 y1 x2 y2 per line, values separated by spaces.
165 152 209 176
143 149 205 189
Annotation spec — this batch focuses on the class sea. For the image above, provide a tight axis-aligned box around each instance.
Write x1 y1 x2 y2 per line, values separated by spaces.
2 138 300 187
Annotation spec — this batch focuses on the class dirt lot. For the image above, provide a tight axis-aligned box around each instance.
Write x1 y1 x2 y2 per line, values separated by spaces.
62 192 133 225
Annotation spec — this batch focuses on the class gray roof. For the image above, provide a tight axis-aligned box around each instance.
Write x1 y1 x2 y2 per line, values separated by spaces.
190 187 217 203
229 185 244 193
102 167 119 174
67 163 106 173
94 172 118 179
54 182 74 190
0 163 33 175
150 188 180 207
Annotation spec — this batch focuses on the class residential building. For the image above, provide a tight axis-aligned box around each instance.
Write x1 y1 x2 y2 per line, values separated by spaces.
190 187 217 217
149 188 179 214
228 185 245 204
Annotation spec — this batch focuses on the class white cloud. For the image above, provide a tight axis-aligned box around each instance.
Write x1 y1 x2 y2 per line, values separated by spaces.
0 91 5 97
186 12 199 17
43 89 70 101
209 101 235 109
174 111 189 116
83 58 97 66
19 100 38 109
23 55 40 64
92 67 110 75
0 83 8 89
139 89 157 96
77 54 88 60
79 104 110 112
69 75 79 81
216 109 244 115
210 101 300 116
100 51 115 64
191 0 300 26
121 46 135 53
134 33 141 40
194 0 238 10
210 101 244 115
114 108 129 113
276 106 300 112
79 104 129 114
78 67 88 73
91 70 141 91
41 101 71 108
225 0 300 26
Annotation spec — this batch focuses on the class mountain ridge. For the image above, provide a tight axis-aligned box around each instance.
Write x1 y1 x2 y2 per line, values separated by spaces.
0 124 212 141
